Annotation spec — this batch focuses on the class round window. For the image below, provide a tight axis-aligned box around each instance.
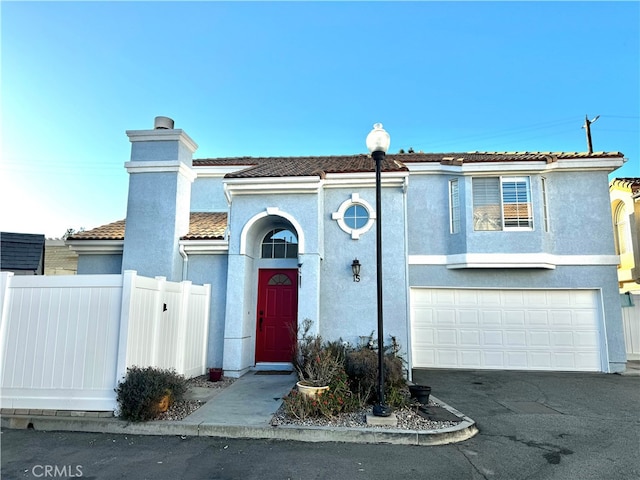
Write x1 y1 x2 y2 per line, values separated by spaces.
331 194 376 240
343 205 369 229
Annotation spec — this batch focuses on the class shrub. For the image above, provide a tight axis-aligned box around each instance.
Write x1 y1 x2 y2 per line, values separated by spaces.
115 366 187 422
345 345 408 408
283 366 362 420
293 319 342 387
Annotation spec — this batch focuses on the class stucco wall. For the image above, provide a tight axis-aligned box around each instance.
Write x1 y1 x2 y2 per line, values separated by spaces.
76 254 122 274
321 186 409 353
187 254 228 368
407 170 616 257
191 177 229 212
121 171 190 281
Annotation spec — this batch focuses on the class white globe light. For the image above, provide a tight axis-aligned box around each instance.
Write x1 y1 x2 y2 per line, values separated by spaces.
366 123 391 153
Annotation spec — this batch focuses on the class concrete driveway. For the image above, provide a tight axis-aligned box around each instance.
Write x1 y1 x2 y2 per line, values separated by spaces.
412 368 640 479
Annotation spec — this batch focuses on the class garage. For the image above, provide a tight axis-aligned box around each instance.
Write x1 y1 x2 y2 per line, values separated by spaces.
410 288 603 371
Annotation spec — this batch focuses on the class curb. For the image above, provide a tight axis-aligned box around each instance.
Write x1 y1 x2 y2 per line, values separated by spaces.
0 395 478 446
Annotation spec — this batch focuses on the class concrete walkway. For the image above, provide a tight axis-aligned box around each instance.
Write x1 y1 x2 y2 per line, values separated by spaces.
1 371 478 446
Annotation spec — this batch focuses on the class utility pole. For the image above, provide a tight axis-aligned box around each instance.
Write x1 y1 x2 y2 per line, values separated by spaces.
582 114 600 154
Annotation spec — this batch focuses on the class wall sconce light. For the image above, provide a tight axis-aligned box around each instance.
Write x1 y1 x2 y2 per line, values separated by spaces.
351 258 361 282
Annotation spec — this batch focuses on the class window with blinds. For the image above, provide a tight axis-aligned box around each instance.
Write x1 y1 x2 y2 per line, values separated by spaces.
472 176 533 231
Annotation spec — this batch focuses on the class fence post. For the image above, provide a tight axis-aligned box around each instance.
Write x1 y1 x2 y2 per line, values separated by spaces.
0 272 15 386
154 276 167 367
115 270 137 386
202 283 211 374
176 280 191 374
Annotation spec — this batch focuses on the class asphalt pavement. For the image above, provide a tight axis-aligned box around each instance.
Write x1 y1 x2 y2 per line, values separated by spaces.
2 364 639 480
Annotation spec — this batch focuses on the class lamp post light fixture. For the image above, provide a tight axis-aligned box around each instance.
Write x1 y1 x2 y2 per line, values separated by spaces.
365 123 392 417
351 258 361 282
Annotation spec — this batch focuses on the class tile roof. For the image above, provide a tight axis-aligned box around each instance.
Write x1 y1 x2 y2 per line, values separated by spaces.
195 154 407 178
182 212 227 240
193 151 624 178
611 177 640 194
68 220 126 240
74 152 625 242
68 213 228 241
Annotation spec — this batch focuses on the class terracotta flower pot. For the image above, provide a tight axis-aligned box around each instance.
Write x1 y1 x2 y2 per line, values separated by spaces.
157 393 171 413
209 368 223 382
296 381 329 399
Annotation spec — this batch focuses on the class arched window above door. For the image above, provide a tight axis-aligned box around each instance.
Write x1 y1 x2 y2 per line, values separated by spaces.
261 229 298 258
268 273 292 285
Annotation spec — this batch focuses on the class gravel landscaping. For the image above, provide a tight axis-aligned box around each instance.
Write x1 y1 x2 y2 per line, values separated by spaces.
270 400 460 431
157 375 461 431
155 375 235 421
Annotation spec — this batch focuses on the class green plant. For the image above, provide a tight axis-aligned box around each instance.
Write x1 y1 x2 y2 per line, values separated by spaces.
283 367 362 420
115 366 187 422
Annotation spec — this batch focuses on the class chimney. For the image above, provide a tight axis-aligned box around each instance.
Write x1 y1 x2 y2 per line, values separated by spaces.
121 117 198 281
154 116 175 130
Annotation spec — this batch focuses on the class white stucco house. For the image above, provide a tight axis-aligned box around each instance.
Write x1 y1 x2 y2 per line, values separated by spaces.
66 117 628 377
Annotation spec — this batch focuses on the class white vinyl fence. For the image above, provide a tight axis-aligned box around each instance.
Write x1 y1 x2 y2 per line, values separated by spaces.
0 270 210 412
622 292 640 360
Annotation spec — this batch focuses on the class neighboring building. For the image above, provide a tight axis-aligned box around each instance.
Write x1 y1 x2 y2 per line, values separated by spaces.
44 238 78 275
609 178 640 360
609 178 640 292
1 232 45 275
67 117 627 376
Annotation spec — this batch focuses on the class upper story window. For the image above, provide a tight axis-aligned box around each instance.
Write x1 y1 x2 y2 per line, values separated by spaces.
261 228 298 258
472 176 533 231
344 204 369 229
332 193 376 240
449 179 460 234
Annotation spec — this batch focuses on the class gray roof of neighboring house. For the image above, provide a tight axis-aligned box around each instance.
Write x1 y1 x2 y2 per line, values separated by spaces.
1 232 46 272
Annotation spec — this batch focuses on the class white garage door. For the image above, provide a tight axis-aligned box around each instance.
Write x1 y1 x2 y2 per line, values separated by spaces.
410 288 602 371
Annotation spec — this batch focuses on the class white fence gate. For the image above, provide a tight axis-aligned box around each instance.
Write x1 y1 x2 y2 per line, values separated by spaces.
0 270 210 412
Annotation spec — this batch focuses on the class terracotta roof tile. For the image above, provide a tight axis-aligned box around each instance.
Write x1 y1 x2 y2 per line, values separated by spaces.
67 220 126 240
195 155 407 178
193 151 624 178
611 177 640 194
182 212 227 240
68 213 228 241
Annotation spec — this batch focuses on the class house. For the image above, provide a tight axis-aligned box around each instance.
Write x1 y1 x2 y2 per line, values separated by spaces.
44 238 78 275
1 232 45 275
609 178 640 292
609 177 640 359
66 116 627 377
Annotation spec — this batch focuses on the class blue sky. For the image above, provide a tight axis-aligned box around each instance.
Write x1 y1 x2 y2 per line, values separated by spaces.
2 1 638 238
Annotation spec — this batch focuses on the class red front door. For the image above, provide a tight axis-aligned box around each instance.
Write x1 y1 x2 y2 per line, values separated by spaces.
255 269 298 363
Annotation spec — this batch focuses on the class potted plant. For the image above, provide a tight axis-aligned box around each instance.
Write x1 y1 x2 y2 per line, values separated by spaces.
209 367 223 382
293 319 341 398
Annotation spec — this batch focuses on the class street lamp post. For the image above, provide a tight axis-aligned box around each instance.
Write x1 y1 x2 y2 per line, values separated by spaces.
366 123 392 417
